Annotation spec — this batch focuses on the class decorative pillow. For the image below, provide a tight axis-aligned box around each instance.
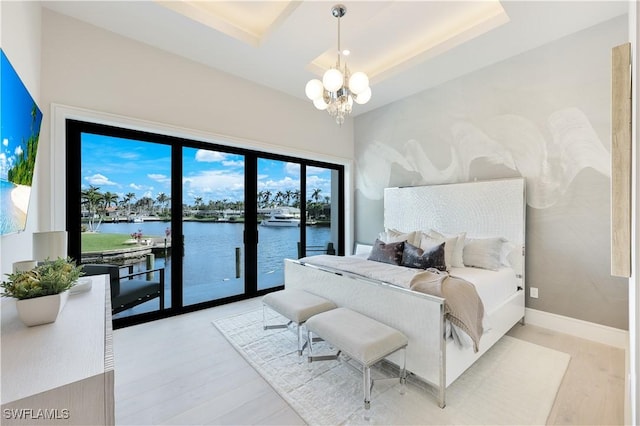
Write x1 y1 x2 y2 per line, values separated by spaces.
429 230 466 267
401 242 446 271
419 233 456 270
367 239 405 265
500 241 516 266
463 237 505 271
378 229 420 246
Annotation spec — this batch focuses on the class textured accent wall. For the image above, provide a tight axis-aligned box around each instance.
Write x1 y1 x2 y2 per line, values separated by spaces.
354 16 628 329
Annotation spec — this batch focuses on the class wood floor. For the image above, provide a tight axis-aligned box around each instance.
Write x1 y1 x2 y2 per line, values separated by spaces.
113 297 625 425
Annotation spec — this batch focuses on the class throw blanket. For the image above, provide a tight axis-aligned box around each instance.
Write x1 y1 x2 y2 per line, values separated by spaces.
410 269 484 352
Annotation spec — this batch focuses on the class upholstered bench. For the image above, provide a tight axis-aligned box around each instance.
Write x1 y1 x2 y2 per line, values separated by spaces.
262 289 336 355
305 307 408 411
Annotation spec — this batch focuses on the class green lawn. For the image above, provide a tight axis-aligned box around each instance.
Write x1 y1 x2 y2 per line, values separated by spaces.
81 233 155 252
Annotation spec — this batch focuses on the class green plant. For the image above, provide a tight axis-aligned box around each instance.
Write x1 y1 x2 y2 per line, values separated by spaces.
1 257 84 300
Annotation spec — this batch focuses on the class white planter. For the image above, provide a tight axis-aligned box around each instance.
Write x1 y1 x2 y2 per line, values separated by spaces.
16 291 69 327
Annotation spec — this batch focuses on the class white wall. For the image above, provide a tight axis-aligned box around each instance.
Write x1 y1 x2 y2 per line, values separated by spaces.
0 2 42 275
21 8 354 277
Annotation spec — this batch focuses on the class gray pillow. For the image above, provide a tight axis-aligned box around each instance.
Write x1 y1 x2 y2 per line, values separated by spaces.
401 242 446 271
463 237 505 270
368 239 405 265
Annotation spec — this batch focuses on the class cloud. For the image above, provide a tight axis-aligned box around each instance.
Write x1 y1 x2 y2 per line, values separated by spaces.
195 150 226 162
307 165 328 175
14 146 23 156
3 138 8 147
148 173 171 185
222 159 244 167
85 173 117 186
183 169 244 202
285 162 301 176
129 183 145 190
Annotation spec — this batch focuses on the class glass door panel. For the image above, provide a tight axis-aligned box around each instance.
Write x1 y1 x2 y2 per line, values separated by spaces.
80 133 172 320
305 166 339 257
182 147 245 306
257 158 301 291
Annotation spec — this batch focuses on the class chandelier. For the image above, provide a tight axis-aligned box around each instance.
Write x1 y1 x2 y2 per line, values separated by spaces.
305 4 371 125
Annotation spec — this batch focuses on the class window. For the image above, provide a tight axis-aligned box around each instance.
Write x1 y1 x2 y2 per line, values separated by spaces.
65 120 344 327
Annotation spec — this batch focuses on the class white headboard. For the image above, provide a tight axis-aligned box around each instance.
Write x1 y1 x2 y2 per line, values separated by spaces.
384 178 526 276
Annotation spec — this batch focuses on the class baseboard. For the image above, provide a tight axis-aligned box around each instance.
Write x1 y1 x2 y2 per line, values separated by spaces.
525 308 628 349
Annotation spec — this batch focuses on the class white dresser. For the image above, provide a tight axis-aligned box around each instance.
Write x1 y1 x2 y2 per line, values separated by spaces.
1 275 114 425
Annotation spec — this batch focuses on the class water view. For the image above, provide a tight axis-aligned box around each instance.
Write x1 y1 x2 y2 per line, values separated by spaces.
96 221 332 317
78 129 341 321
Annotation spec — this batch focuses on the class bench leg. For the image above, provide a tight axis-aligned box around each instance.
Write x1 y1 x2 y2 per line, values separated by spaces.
307 330 340 362
297 323 306 356
400 347 407 395
262 304 292 330
363 365 372 410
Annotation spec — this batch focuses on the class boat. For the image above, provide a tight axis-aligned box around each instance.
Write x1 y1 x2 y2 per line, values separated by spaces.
260 209 300 227
131 217 144 223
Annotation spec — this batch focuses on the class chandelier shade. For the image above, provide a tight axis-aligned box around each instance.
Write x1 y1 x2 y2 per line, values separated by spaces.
305 79 324 100
348 72 369 95
305 4 371 125
354 87 372 104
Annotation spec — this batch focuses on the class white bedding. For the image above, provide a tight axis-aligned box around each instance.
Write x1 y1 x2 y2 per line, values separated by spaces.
297 254 520 349
298 254 518 312
448 266 519 314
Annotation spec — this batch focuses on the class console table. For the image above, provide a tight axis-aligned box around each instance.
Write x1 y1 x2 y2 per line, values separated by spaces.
1 275 114 425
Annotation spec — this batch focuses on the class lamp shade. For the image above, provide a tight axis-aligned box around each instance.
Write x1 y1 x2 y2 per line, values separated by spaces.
313 98 328 110
305 79 324 100
354 87 372 105
348 72 369 95
322 68 344 92
33 231 68 261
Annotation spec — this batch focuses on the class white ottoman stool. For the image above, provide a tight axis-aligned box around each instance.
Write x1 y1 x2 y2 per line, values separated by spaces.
262 289 336 355
306 307 408 411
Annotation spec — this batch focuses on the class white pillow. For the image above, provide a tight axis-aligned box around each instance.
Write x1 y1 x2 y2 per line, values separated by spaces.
428 230 466 267
463 237 505 271
500 241 516 266
378 228 420 246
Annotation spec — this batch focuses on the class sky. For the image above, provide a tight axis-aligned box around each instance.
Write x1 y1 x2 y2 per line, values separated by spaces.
0 49 43 182
80 133 333 206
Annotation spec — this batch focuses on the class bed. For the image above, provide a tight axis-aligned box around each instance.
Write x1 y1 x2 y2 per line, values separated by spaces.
284 178 526 408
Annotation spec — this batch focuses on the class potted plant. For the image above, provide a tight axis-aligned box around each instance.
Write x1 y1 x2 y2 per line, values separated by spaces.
1 257 84 326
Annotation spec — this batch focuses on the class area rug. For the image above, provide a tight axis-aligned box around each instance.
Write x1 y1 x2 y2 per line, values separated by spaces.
213 309 570 425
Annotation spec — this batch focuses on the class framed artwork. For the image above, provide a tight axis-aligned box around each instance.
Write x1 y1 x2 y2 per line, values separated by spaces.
0 49 43 235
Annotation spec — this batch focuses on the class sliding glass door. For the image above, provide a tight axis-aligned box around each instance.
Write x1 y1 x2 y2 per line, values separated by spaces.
66 119 344 327
182 147 245 306
77 130 172 321
256 158 301 291
305 165 341 259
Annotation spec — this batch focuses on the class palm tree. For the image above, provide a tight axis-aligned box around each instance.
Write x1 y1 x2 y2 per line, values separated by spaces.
81 185 104 232
156 192 170 216
274 191 285 206
193 196 203 215
261 190 272 208
136 197 155 216
311 188 322 202
102 191 117 207
123 192 136 217
292 190 301 208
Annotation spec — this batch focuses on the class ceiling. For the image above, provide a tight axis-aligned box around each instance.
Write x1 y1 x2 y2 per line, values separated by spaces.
41 1 628 116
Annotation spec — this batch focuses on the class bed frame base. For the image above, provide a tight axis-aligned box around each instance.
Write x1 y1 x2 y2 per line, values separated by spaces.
285 259 525 408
